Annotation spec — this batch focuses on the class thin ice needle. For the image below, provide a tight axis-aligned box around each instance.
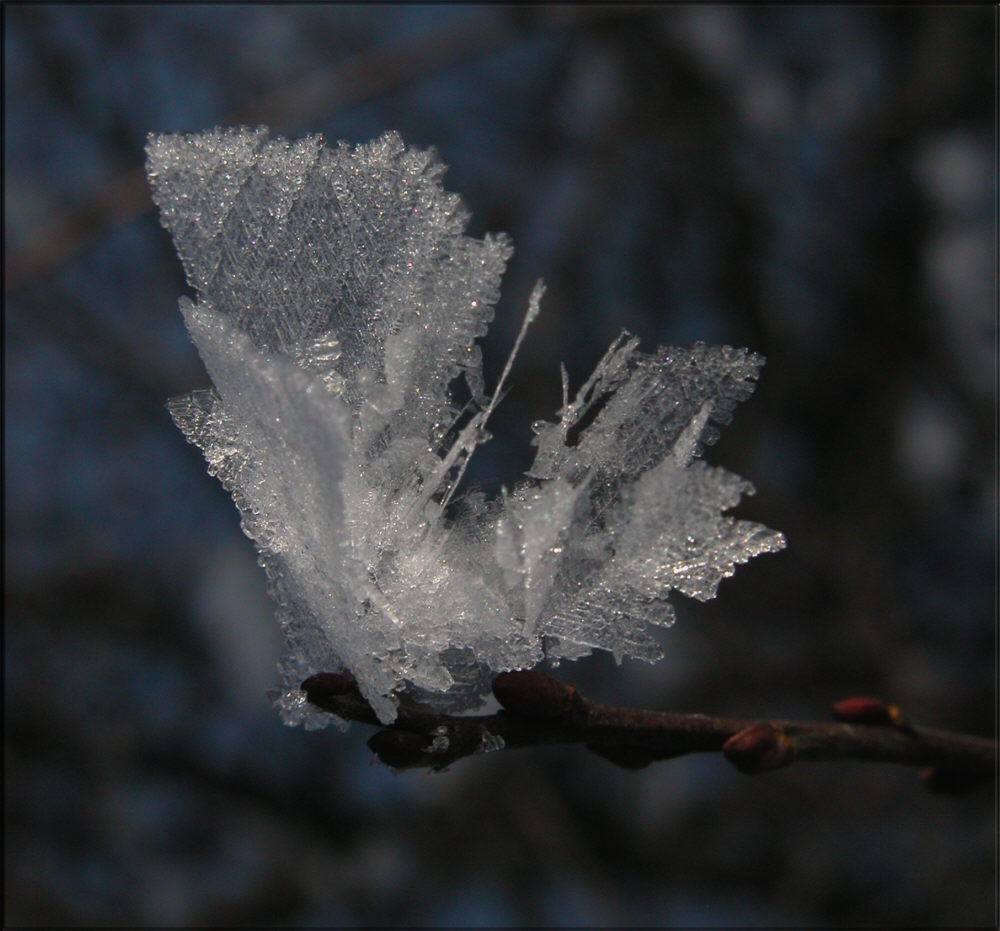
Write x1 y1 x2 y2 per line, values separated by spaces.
438 280 545 512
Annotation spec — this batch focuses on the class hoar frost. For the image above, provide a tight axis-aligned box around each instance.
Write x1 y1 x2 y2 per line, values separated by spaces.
147 127 785 726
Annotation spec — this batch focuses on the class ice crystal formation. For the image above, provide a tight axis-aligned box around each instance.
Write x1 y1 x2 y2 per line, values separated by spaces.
148 127 785 726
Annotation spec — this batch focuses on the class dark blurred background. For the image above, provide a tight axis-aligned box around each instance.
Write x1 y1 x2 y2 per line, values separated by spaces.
4 4 995 927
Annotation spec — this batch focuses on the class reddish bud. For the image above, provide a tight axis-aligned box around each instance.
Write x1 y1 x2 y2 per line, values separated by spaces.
723 722 795 774
832 696 903 725
492 670 580 718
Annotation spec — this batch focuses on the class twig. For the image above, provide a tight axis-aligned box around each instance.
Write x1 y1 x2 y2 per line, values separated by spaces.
301 670 995 793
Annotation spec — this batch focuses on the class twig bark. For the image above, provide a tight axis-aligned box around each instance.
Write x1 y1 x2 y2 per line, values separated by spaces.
301 670 995 793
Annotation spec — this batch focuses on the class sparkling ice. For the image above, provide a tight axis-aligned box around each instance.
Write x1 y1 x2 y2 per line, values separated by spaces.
147 127 785 725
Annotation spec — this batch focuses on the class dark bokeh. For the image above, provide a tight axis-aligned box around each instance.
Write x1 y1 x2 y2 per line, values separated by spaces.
5 5 995 927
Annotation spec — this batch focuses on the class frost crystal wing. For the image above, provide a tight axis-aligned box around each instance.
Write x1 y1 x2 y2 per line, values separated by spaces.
524 342 785 663
149 127 518 724
147 128 510 431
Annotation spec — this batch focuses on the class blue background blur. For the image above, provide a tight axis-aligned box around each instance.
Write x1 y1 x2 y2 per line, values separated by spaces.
5 5 995 927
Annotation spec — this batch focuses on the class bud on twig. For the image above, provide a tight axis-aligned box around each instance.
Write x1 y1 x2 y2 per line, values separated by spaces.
723 722 795 774
832 696 903 725
492 670 581 718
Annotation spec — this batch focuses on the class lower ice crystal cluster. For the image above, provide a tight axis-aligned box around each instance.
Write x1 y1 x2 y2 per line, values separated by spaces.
147 127 786 726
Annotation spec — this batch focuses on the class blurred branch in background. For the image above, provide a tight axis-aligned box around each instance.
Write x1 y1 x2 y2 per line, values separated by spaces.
4 5 628 296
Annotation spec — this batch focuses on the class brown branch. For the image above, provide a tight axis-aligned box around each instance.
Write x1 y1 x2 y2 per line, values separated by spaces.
301 670 995 794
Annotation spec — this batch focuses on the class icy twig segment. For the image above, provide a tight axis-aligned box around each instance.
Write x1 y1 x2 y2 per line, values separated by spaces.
149 126 785 726
302 671 996 788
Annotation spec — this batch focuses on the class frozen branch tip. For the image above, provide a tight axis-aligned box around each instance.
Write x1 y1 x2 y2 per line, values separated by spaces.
147 127 785 726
